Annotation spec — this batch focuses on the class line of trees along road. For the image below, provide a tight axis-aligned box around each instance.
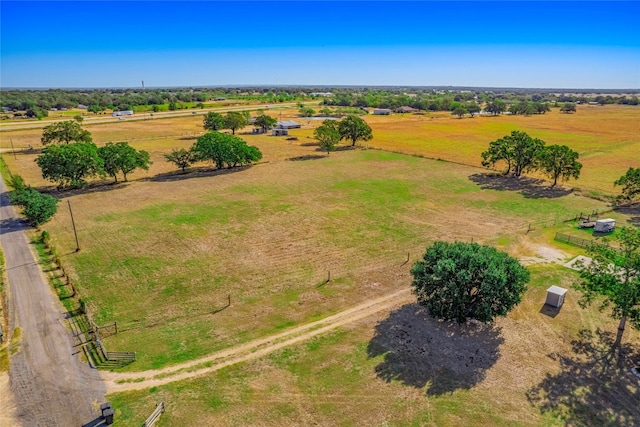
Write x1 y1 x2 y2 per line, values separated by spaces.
3 87 636 119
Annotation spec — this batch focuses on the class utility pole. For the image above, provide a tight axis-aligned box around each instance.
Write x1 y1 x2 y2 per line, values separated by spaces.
68 200 80 252
10 138 17 159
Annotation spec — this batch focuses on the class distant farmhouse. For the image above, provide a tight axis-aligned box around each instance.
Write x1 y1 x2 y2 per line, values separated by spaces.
395 106 418 113
276 120 301 129
373 109 392 115
272 120 301 136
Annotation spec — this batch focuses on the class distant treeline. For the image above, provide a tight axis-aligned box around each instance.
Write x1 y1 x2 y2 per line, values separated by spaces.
0 87 637 114
0 87 311 113
321 89 639 111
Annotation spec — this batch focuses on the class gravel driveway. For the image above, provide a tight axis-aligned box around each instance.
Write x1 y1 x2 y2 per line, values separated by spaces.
0 177 106 426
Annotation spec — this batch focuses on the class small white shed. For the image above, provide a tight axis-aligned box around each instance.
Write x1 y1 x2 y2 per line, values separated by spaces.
545 286 568 308
594 218 616 232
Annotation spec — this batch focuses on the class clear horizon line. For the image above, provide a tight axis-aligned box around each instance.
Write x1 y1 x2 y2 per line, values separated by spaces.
2 84 639 92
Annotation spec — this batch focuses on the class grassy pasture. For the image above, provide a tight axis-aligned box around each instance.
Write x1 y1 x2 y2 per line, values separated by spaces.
3 104 637 195
364 105 639 194
4 146 611 371
1 105 639 424
107 265 640 426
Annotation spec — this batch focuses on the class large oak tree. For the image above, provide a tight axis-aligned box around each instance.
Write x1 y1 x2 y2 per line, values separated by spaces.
411 241 530 324
537 144 582 187
338 115 373 146
41 120 92 145
36 142 103 188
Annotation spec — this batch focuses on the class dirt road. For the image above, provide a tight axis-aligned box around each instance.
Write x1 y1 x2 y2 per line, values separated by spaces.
102 288 413 393
0 177 106 426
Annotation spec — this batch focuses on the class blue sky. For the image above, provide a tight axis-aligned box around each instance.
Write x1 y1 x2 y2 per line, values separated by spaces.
1 1 639 89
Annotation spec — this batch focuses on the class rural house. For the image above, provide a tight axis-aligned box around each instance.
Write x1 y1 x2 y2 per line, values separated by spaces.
373 109 392 115
396 106 418 113
276 120 301 129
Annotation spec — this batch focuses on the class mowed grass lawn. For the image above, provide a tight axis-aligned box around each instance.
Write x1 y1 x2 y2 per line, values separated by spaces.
26 148 609 370
108 265 640 426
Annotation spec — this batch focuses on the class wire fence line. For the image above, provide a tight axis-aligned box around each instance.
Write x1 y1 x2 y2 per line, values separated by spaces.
525 208 615 234
554 232 593 249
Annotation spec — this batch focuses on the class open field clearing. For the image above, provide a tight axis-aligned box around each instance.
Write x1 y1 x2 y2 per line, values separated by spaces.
1 145 616 370
1 104 638 425
364 105 640 195
106 265 640 426
3 104 638 196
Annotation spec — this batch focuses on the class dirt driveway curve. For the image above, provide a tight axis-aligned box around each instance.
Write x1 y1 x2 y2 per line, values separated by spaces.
103 288 413 393
0 177 106 426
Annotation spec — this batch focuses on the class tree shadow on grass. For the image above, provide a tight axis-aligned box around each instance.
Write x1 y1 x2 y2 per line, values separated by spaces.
527 328 640 427
288 154 326 161
469 173 573 199
367 303 504 396
614 204 640 226
145 165 251 183
45 180 131 198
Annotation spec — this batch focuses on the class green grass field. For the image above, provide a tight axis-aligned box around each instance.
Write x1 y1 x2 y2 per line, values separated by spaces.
37 149 613 371
106 265 637 426
1 104 638 425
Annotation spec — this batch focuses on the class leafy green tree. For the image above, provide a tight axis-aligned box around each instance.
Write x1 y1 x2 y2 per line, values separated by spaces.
575 227 640 347
481 131 544 177
224 112 248 135
467 102 481 117
9 187 58 227
41 120 92 145
74 114 84 124
320 107 334 116
164 148 195 172
537 144 582 187
26 108 48 119
614 167 640 204
560 102 577 113
338 115 373 147
36 142 103 188
314 120 341 154
411 241 529 324
191 132 261 169
253 114 277 133
481 137 513 175
88 104 104 114
535 102 551 114
299 106 316 117
8 174 27 192
98 141 151 182
452 106 468 118
485 99 506 115
203 112 226 131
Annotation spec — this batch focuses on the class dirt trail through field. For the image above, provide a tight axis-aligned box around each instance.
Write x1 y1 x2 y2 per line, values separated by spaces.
0 177 106 426
102 288 413 392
